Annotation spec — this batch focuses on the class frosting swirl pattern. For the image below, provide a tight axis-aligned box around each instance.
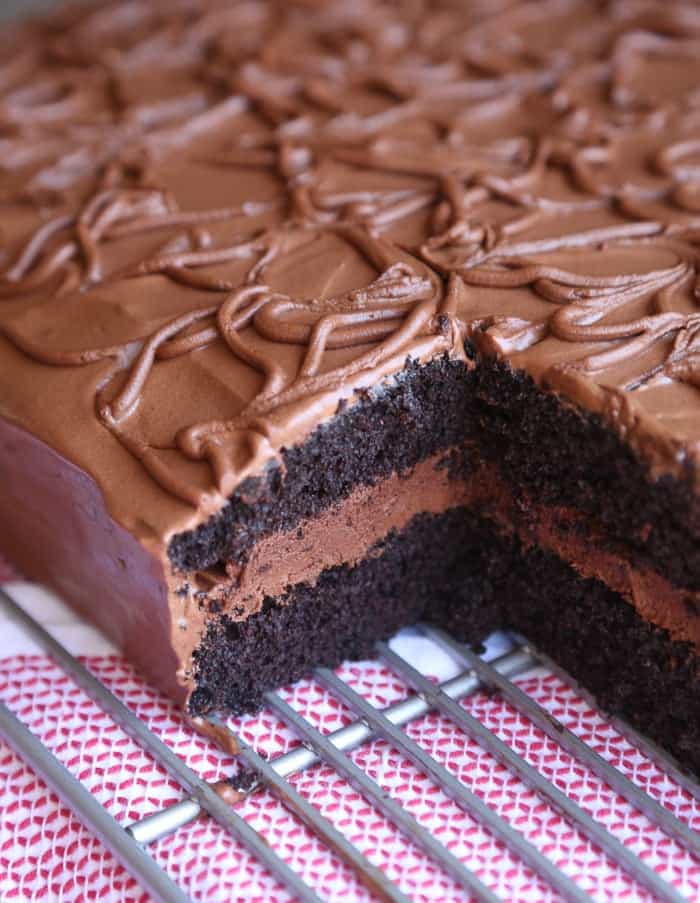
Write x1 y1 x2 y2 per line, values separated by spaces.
2 0 700 535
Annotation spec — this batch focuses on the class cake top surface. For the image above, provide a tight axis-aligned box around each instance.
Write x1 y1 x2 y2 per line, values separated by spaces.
2 0 700 541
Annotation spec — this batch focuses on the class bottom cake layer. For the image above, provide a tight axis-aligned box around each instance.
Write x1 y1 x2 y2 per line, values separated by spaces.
192 508 700 776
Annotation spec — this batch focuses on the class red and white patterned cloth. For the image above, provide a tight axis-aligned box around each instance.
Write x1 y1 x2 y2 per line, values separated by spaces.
1 565 699 902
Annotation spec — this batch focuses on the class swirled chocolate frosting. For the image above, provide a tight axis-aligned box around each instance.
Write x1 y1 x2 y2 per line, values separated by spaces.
1 0 700 542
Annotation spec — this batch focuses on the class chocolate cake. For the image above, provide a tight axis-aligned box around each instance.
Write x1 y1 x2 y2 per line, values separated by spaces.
0 0 699 774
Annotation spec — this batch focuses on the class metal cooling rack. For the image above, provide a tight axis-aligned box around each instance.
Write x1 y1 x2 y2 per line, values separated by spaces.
1 585 699 903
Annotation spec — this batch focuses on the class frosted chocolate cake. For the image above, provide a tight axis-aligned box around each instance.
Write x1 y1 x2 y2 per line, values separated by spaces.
0 0 698 773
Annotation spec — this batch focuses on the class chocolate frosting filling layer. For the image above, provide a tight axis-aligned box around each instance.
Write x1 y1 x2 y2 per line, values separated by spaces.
1 0 700 549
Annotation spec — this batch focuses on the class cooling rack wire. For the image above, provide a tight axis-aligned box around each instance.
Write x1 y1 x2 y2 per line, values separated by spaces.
1 584 699 903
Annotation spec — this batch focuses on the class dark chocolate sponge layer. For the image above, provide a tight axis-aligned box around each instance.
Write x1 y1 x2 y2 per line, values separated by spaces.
169 356 479 571
191 507 700 775
469 354 700 594
171 353 700 591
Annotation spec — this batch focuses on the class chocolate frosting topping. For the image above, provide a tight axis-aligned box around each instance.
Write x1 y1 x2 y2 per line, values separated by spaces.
2 0 700 541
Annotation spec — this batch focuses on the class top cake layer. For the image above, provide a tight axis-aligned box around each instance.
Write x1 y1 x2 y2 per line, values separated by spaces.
1 0 700 544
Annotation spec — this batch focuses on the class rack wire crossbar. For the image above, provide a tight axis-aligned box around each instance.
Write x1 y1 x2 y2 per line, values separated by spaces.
0 585 698 903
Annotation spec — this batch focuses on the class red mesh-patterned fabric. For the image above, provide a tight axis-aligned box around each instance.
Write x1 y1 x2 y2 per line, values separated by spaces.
2 652 700 901
0 564 699 901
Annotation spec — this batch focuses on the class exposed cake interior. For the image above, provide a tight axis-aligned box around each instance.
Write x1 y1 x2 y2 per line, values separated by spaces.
192 507 700 777
165 353 700 771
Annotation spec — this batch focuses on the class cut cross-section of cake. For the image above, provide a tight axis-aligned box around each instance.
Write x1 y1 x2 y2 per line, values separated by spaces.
0 0 698 775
